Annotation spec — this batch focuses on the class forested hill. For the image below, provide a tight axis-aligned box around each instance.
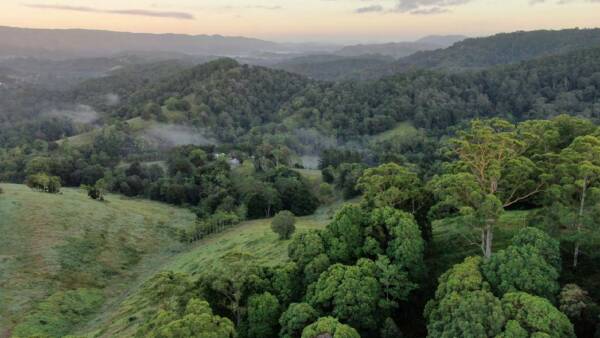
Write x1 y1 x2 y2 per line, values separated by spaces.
277 45 600 137
81 46 600 146
358 28 600 79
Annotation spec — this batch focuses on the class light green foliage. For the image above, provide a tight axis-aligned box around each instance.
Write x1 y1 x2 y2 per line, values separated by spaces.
272 210 297 240
321 204 367 263
12 288 104 338
279 303 319 338
501 292 575 338
306 258 380 331
357 163 422 211
482 245 559 300
301 317 360 338
135 298 235 338
247 292 281 338
510 227 561 272
429 256 489 301
140 271 195 306
424 257 504 337
26 172 61 193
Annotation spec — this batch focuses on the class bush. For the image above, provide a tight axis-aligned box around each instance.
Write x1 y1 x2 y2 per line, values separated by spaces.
272 210 296 240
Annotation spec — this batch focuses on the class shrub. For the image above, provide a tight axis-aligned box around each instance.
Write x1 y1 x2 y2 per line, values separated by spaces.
272 210 296 240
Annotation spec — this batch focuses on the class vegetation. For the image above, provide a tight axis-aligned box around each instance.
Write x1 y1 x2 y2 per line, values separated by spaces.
271 210 297 240
2 27 600 338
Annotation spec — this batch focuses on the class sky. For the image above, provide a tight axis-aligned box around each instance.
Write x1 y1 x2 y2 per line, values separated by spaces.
1 0 600 43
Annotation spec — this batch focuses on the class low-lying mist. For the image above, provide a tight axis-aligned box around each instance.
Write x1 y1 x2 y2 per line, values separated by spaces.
47 104 100 124
142 124 217 149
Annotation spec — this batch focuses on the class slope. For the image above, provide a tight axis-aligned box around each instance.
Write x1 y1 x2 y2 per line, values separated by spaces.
0 183 196 337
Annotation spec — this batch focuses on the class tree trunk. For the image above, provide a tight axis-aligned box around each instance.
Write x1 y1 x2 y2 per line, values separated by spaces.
574 176 587 269
483 220 494 259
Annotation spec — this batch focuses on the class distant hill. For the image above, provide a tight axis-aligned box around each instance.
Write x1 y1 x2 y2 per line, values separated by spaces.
334 42 440 58
416 35 467 46
358 28 600 79
0 26 287 59
334 35 467 59
273 54 394 81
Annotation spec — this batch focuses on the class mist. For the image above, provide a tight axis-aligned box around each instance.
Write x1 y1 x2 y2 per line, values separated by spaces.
142 124 217 149
47 104 100 124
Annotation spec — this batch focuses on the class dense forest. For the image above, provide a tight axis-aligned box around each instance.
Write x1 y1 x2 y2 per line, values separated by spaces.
1 27 600 338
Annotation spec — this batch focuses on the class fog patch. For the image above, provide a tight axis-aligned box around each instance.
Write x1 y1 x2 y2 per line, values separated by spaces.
105 93 120 106
301 155 321 169
142 124 216 149
47 104 100 124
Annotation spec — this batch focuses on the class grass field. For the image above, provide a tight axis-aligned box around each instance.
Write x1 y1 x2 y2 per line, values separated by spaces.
373 121 420 142
75 200 341 337
0 183 196 337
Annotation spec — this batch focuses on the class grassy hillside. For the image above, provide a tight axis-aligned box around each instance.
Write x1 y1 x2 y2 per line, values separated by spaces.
75 202 339 337
0 183 196 337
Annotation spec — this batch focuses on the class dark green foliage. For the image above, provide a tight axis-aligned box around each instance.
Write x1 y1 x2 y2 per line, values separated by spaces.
279 303 319 338
12 288 104 338
425 254 575 338
306 258 381 332
246 292 281 338
271 210 296 240
301 316 360 338
321 204 367 264
288 230 326 270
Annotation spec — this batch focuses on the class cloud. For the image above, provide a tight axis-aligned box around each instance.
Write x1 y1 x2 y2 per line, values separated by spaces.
394 0 471 12
355 5 385 13
350 0 471 15
410 6 450 14
24 4 195 20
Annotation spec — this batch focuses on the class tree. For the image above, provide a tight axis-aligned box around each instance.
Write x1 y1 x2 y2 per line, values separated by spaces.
560 284 592 320
429 119 543 258
26 172 61 193
301 317 360 338
288 230 326 269
135 298 236 338
551 135 600 268
357 163 422 212
501 292 575 338
247 292 281 338
306 258 381 331
366 207 425 279
321 204 367 264
279 303 319 338
272 210 296 240
482 245 559 300
510 227 561 271
424 256 504 338
199 252 267 326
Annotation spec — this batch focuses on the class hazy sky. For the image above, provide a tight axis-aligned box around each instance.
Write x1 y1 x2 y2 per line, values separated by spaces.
2 0 600 43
